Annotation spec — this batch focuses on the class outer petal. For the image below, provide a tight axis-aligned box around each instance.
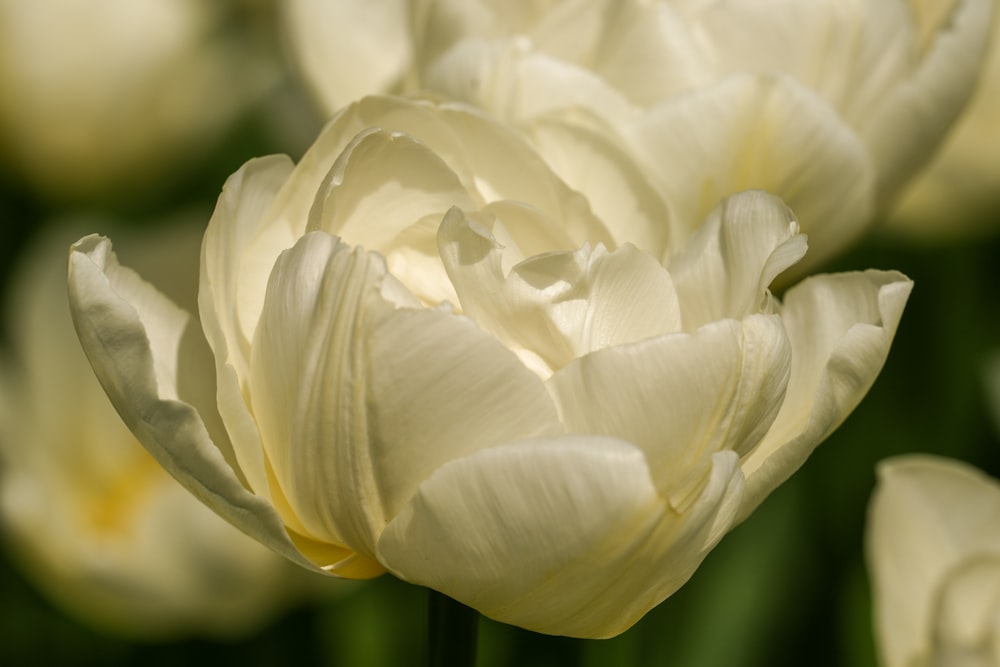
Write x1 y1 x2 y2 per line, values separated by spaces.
67 235 318 574
867 455 1000 667
249 232 562 567
626 73 874 274
738 270 913 520
668 190 807 331
377 437 744 638
548 315 790 506
283 0 411 115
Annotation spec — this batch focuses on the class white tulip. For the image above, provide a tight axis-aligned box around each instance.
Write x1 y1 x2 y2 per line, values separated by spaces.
0 224 321 639
868 456 1000 667
68 95 911 638
285 0 993 271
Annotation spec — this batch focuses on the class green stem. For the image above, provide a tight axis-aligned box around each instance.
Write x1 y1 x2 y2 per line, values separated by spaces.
427 588 479 667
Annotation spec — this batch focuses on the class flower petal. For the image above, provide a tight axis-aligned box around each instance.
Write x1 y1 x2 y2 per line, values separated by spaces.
67 235 318 573
438 207 681 375
548 314 789 505
284 0 411 114
626 73 874 274
523 115 676 257
199 154 296 500
860 0 994 206
867 455 1000 667
306 127 475 305
668 190 807 331
738 270 912 520
377 437 744 638
425 38 637 127
249 232 562 564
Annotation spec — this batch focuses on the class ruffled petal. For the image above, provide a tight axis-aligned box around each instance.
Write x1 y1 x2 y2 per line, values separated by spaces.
377 437 744 638
626 74 874 274
548 314 789 505
668 190 807 331
739 271 912 520
249 232 562 563
67 235 318 573
439 207 681 375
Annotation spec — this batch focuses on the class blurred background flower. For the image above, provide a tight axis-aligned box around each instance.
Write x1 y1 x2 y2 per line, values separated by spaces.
866 455 1000 667
0 0 279 206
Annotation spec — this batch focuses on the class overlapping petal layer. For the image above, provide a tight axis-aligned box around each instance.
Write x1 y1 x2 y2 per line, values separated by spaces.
69 95 910 637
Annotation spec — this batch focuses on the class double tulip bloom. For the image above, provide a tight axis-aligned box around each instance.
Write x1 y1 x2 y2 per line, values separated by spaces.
286 0 993 273
69 96 909 637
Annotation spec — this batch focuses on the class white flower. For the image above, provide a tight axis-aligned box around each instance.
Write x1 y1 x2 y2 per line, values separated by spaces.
68 95 911 638
285 0 994 272
0 223 321 639
888 8 1000 240
867 455 1000 667
0 0 271 200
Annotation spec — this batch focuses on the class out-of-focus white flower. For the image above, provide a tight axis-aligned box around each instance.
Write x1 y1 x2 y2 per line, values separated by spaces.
68 95 910 638
0 0 272 201
888 8 1000 241
285 0 993 272
867 455 1000 667
0 223 322 640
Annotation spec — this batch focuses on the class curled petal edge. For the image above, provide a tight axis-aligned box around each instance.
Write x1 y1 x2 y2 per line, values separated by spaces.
736 270 913 522
67 234 324 574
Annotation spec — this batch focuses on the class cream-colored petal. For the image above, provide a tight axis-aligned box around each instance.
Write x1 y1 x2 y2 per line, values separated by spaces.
378 437 744 638
668 190 807 331
67 235 318 573
425 38 637 127
439 207 681 374
867 455 1000 667
249 232 562 561
308 95 613 248
549 314 789 504
626 73 874 274
739 271 912 520
932 556 1000 663
199 154 295 500
590 0 712 103
306 127 475 304
524 115 676 257
283 0 411 115
861 0 994 207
